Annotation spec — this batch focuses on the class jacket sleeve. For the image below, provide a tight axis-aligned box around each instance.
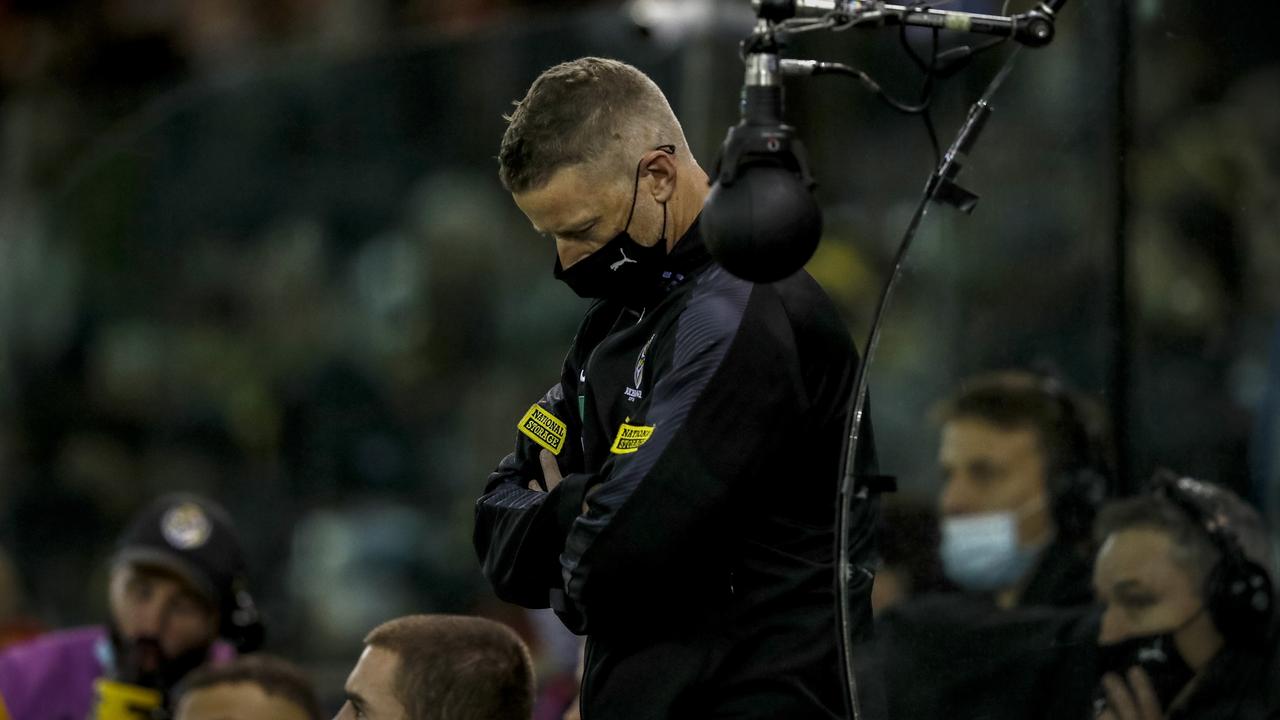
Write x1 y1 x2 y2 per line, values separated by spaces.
474 382 591 609
558 281 806 633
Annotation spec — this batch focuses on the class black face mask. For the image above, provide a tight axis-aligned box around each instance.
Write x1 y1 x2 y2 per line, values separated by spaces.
553 147 672 301
1093 610 1202 716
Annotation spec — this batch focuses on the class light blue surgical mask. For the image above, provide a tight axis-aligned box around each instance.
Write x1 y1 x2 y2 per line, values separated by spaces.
940 499 1047 592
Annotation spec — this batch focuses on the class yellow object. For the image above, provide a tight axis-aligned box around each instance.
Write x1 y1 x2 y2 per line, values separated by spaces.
519 404 567 455
610 423 655 454
0 691 12 720
92 679 163 720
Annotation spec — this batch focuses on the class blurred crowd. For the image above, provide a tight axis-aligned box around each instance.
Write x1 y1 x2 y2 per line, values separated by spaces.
0 0 1277 718
0 0 616 714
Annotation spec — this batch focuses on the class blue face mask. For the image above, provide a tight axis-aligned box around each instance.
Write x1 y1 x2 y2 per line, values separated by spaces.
939 502 1046 592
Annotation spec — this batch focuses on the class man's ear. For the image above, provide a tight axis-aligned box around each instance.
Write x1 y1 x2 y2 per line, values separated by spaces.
643 150 678 203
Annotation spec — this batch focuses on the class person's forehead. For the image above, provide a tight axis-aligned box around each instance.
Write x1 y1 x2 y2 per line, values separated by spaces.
177 683 311 720
114 561 205 598
348 645 402 700
1095 528 1187 591
939 418 1042 460
513 163 623 233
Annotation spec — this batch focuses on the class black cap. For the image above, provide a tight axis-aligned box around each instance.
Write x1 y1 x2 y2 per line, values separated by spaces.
114 494 264 651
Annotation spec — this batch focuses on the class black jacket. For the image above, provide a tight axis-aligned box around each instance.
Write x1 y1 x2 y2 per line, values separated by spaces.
1170 613 1280 720
861 595 1100 720
1020 537 1096 608
865 598 1280 720
858 537 1098 720
474 218 879 719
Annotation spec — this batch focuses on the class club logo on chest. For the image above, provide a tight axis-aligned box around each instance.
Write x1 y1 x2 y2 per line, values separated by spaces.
625 333 657 402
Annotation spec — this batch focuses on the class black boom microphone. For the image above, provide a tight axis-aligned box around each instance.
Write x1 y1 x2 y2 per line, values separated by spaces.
702 0 1072 284
703 40 822 284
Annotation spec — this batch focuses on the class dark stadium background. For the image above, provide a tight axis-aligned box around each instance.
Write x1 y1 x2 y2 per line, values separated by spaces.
1 0 1277 709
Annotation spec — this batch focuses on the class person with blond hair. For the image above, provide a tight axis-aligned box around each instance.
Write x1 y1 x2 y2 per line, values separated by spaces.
474 56 879 719
335 615 533 720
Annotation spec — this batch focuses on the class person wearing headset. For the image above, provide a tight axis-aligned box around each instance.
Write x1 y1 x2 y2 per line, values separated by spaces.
1093 473 1278 720
0 493 263 720
861 371 1113 720
932 370 1113 608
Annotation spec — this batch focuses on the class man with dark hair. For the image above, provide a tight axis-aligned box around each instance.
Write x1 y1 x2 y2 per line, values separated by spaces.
933 370 1111 607
0 494 263 720
473 56 879 719
334 614 534 720
861 371 1112 720
1092 474 1279 719
174 655 321 720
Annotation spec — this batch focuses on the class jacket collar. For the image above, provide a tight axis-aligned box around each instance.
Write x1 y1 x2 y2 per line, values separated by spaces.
650 215 710 299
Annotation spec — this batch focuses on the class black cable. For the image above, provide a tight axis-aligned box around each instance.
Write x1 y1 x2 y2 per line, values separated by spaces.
921 103 942 168
899 15 933 73
922 27 942 166
935 36 1009 77
898 15 943 168
813 63 931 115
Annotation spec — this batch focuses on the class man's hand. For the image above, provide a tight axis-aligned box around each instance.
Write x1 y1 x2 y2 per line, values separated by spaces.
529 450 599 513
529 450 564 492
1097 668 1163 720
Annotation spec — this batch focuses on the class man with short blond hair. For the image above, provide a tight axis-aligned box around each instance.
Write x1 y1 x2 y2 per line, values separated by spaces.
474 56 879 719
335 615 533 720
497 57 686 196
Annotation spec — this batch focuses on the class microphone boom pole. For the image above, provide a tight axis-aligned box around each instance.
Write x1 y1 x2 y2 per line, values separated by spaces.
706 2 1073 719
764 0 1066 47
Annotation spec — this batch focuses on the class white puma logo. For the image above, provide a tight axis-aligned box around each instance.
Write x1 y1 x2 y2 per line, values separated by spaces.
1136 646 1167 664
610 249 637 271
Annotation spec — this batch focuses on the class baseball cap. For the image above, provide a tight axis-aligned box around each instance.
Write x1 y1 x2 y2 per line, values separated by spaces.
114 493 264 651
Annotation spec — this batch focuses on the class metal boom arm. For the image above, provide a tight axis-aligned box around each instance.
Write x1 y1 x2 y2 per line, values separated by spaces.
753 0 1066 47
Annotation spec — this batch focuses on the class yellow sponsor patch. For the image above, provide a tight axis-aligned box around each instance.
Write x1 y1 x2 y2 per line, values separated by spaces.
518 404 567 455
610 422 655 454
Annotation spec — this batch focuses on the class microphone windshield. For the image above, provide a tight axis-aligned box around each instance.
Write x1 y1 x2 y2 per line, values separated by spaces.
703 164 823 283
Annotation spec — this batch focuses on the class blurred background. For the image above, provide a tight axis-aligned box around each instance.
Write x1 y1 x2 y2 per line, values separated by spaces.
0 0 1276 712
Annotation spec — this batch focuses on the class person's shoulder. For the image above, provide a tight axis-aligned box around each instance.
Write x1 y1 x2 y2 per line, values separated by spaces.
1250 619 1280 709
770 269 850 327
753 265 831 300
676 265 854 355
675 266 755 337
879 592 1095 638
1188 623 1280 719
689 264 752 300
879 591 995 628
1 625 104 661
0 626 105 708
709 268 853 354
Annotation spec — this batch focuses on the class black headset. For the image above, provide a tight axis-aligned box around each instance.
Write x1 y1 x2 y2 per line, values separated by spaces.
1152 472 1275 644
225 572 265 652
1038 377 1110 543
